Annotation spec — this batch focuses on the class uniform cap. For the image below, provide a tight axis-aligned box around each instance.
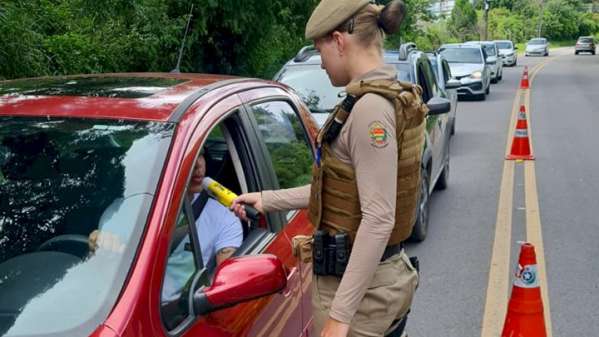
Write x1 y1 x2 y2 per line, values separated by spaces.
305 0 371 40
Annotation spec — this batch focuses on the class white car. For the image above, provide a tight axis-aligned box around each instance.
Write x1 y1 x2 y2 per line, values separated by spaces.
526 38 549 56
439 44 492 101
466 41 503 83
495 40 517 66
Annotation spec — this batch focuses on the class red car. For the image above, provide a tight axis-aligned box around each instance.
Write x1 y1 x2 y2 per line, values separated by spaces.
0 74 319 337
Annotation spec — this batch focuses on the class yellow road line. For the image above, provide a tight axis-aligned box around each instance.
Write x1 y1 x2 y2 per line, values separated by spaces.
480 160 514 337
523 57 554 337
480 59 554 337
524 161 553 337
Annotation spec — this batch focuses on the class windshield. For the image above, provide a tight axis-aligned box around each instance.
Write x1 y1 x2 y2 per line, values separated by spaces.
277 65 342 114
496 42 512 49
529 39 546 45
483 44 497 56
440 48 483 64
0 117 174 337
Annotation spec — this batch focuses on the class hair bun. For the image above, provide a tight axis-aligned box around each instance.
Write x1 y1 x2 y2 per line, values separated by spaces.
379 0 407 35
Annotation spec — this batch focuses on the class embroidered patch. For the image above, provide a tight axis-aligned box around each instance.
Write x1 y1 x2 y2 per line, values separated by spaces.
368 121 389 148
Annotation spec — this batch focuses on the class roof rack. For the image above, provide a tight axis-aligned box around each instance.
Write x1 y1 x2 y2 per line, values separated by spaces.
398 42 417 60
294 45 318 62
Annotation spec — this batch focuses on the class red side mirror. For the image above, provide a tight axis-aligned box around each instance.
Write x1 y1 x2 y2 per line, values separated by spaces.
193 254 286 315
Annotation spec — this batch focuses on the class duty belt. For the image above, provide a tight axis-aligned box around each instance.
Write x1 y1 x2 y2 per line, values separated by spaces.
313 230 404 277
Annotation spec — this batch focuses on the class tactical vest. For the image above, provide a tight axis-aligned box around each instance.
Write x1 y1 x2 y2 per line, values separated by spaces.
308 79 429 246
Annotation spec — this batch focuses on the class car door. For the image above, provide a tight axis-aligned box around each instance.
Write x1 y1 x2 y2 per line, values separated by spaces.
417 58 448 185
240 88 315 337
158 93 308 337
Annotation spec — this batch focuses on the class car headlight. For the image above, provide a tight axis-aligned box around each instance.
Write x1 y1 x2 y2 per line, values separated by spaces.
470 71 482 79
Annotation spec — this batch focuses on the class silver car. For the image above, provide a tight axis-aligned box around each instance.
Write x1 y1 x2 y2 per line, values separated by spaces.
439 44 492 101
526 38 549 56
466 41 503 83
495 40 517 66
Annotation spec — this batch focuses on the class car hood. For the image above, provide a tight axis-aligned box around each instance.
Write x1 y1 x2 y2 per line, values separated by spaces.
447 63 484 78
498 48 514 55
526 44 546 51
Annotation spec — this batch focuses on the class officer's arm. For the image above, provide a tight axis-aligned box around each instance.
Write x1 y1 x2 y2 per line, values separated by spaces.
261 184 311 212
329 93 400 324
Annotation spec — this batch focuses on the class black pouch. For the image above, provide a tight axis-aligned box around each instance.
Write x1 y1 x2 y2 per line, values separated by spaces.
334 233 350 277
313 230 327 276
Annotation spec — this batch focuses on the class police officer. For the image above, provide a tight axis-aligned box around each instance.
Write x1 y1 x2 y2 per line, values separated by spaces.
232 1 427 336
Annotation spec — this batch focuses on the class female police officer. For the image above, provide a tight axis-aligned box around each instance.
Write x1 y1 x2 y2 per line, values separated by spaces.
232 1 427 336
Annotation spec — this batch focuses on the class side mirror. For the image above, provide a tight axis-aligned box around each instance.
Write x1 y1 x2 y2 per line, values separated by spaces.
445 78 461 90
193 254 286 315
486 57 497 64
426 97 451 115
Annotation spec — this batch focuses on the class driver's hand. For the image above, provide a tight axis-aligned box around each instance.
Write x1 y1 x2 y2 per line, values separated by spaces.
88 230 125 253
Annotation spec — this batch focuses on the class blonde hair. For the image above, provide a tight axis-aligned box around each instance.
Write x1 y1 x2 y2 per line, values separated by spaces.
336 0 406 50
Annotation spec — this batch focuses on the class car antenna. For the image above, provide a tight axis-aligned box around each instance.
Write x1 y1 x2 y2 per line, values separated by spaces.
171 4 194 73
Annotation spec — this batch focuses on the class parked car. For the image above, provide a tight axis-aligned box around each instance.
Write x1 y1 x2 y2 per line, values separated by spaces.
525 38 549 56
275 43 453 241
466 41 503 83
575 36 596 55
494 40 518 66
426 52 458 135
0 74 321 337
438 43 492 100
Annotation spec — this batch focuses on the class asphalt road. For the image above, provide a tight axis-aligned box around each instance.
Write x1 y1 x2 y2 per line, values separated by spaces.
404 47 598 337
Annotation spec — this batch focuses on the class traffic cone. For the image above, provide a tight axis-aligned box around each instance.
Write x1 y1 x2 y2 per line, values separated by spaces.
501 242 547 337
506 106 534 160
520 66 530 89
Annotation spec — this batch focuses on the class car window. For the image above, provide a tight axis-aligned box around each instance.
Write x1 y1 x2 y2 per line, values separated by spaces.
578 37 593 43
496 41 512 49
160 121 246 331
0 117 173 337
439 48 483 64
442 60 452 81
251 101 312 220
276 65 340 113
395 63 413 82
417 62 432 103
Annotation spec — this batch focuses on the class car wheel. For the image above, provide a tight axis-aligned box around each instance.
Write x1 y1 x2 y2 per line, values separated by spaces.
498 72 503 81
575 51 579 55
435 156 449 191
409 169 430 242
485 85 490 95
450 118 456 135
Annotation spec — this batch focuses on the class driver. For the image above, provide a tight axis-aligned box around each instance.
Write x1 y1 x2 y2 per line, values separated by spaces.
89 151 243 267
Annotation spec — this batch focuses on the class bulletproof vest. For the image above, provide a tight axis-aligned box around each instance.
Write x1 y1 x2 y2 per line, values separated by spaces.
308 79 429 245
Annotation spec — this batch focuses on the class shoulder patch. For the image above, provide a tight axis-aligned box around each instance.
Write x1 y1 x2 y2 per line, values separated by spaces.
368 121 389 148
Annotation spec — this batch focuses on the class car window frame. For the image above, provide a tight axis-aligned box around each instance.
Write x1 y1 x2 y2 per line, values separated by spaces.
241 94 314 229
159 104 269 336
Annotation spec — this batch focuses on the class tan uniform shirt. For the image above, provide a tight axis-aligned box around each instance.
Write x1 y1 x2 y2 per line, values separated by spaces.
262 65 400 324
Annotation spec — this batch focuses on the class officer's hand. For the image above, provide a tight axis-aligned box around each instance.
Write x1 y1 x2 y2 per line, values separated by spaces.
88 230 125 254
231 192 263 221
321 318 350 337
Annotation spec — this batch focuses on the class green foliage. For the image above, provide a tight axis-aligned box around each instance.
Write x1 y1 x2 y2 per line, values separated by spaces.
448 0 478 41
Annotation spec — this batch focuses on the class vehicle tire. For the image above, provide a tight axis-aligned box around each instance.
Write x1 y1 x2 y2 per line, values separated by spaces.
476 93 486 101
485 85 490 95
575 51 579 55
450 118 456 135
409 169 430 242
498 73 503 81
435 156 449 191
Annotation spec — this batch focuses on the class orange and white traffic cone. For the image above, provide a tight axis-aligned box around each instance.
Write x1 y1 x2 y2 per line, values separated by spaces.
506 105 534 160
520 66 530 89
501 242 547 337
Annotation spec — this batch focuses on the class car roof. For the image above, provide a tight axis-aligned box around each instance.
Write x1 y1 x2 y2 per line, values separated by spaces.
284 50 409 66
0 73 280 122
439 43 481 50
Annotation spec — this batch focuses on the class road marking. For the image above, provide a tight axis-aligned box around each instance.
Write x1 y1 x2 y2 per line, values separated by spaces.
523 58 554 337
480 160 514 337
480 59 554 337
524 161 553 337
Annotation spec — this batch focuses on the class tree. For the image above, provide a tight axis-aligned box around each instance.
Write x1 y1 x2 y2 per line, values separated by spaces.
448 0 479 41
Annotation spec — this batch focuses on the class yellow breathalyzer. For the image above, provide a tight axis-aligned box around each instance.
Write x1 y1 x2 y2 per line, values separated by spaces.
201 177 260 221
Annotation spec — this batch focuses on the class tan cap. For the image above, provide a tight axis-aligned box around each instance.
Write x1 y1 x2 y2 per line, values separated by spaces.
305 0 371 40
